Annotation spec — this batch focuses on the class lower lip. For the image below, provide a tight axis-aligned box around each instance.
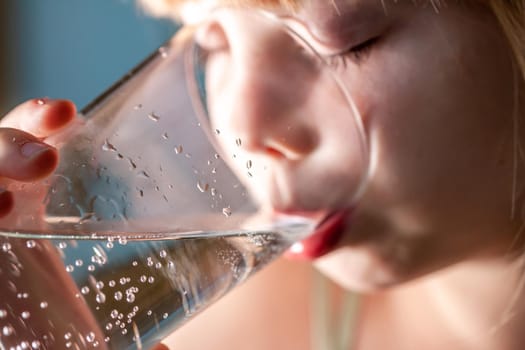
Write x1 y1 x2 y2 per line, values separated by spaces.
285 210 350 260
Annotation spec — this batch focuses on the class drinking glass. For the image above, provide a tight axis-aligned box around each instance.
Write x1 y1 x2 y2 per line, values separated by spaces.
0 9 369 350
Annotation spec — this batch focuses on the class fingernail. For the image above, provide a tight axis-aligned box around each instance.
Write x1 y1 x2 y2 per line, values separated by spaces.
20 142 52 158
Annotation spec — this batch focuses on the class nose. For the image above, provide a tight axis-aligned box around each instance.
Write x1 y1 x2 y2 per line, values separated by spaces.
197 10 320 160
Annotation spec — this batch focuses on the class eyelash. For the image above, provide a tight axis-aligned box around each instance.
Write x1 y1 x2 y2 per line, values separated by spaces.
324 37 378 68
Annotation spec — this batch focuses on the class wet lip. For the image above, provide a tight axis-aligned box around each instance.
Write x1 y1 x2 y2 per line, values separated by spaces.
285 210 350 260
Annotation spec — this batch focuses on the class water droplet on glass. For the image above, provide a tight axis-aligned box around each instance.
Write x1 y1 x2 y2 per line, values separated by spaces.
64 332 72 340
36 98 46 105
88 265 96 272
174 145 183 154
75 259 83 267
96 281 104 289
31 340 42 349
215 129 221 135
148 276 155 284
158 46 169 58
163 313 168 319
109 280 116 287
222 207 232 217
236 138 242 147
148 112 160 122
21 311 30 319
2 242 11 252
118 237 128 246
110 310 119 319
128 158 137 170
133 103 143 110
102 139 117 152
106 323 113 331
26 240 36 249
137 171 150 179
246 160 252 169
58 242 67 249
0 310 6 318
159 250 167 258
40 301 48 309
81 286 90 295
65 265 74 272
214 153 220 159
197 181 209 193
162 132 169 140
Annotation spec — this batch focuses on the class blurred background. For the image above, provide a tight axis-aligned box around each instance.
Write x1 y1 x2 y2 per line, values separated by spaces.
1 0 177 115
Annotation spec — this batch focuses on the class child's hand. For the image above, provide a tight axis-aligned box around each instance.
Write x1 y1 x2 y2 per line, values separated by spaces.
0 98 77 217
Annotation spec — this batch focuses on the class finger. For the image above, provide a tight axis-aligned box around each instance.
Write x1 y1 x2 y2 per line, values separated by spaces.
0 128 58 182
1 98 77 138
0 189 14 218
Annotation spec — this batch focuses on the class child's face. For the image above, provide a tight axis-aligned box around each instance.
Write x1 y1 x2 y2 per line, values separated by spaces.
190 0 521 291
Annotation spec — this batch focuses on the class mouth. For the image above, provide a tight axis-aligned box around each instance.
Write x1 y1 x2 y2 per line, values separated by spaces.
284 209 351 260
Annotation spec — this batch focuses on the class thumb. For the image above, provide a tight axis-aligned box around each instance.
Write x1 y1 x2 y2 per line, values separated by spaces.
0 127 58 182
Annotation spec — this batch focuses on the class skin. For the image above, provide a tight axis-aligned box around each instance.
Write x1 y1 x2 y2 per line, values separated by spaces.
3 0 525 348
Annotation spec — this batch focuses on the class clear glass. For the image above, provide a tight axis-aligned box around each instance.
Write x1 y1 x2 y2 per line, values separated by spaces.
0 9 369 350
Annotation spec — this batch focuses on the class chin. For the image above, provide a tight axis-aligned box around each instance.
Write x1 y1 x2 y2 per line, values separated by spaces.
313 247 412 293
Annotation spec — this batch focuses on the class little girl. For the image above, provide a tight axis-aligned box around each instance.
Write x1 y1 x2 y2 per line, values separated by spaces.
2 0 525 349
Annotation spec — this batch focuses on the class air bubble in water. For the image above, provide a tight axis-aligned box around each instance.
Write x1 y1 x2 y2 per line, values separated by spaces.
64 332 72 340
236 138 242 147
246 160 252 169
162 132 169 140
2 242 11 252
26 240 36 248
92 244 108 265
96 293 106 304
106 323 113 331
0 309 6 318
2 325 13 336
111 310 118 319
113 291 123 301
75 259 83 267
21 311 30 319
222 207 232 217
40 301 48 309
58 242 67 249
81 286 90 295
140 275 147 283
126 293 136 303
118 237 128 245
174 145 183 154
148 276 155 284
65 265 74 272
86 332 95 343
159 250 167 258
31 340 42 349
